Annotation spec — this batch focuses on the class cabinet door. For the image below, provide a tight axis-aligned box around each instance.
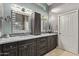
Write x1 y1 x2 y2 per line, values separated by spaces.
50 35 57 49
47 37 51 51
19 40 36 56
47 35 57 51
36 37 48 56
27 43 36 56
19 44 29 56
3 48 17 56
0 45 3 56
0 46 1 56
31 12 41 35
2 43 17 56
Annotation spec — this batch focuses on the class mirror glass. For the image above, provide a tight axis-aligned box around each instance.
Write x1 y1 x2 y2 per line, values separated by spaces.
11 10 31 33
41 15 49 33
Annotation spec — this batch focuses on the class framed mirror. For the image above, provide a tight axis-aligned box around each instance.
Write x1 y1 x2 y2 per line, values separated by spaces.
11 10 32 34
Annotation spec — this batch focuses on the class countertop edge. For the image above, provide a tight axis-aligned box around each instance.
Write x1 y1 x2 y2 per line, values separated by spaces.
0 33 58 45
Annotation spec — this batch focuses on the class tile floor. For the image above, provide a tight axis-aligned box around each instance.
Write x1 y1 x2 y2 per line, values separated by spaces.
45 48 79 56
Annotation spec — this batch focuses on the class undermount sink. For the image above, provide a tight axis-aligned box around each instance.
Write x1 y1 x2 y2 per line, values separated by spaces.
41 32 54 34
9 33 31 37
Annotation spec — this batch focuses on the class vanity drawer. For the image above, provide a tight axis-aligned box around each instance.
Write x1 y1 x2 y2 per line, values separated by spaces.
37 42 47 50
37 37 47 47
2 42 17 56
18 39 35 46
37 37 47 42
2 42 17 51
18 39 36 56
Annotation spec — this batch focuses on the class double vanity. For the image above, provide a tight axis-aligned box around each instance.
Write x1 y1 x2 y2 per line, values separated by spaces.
0 33 57 56
0 4 58 56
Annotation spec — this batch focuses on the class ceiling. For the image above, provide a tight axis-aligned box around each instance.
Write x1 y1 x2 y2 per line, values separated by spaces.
49 3 79 14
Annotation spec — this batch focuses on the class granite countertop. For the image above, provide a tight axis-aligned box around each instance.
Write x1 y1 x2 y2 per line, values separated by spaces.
0 33 57 45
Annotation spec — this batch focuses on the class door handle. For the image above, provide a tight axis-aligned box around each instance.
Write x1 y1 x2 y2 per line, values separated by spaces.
59 33 62 34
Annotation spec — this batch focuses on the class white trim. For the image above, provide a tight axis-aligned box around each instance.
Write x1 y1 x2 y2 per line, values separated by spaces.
59 9 78 16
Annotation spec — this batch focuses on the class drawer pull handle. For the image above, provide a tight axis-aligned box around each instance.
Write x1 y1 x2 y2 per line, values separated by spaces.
10 46 13 48
40 39 46 41
4 52 9 55
22 43 33 46
24 46 27 48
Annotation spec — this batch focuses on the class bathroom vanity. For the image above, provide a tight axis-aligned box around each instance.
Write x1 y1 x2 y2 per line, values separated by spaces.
0 4 57 56
0 33 57 56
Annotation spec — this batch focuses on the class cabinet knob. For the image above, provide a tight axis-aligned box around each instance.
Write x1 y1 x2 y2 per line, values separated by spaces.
10 46 13 48
24 46 27 48
59 33 62 34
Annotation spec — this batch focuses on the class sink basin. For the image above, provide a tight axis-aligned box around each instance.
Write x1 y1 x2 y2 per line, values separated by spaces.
41 32 53 34
9 33 31 37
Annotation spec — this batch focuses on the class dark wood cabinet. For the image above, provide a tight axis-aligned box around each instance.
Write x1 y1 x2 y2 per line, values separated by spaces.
31 12 41 35
47 35 57 51
18 39 36 56
2 42 17 56
0 45 3 56
0 35 57 56
36 37 48 56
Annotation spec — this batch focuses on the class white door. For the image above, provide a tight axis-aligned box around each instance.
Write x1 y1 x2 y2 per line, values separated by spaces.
58 10 78 54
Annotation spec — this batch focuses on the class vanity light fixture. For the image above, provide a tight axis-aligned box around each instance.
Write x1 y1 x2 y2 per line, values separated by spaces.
11 4 22 12
42 16 48 20
11 4 33 15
